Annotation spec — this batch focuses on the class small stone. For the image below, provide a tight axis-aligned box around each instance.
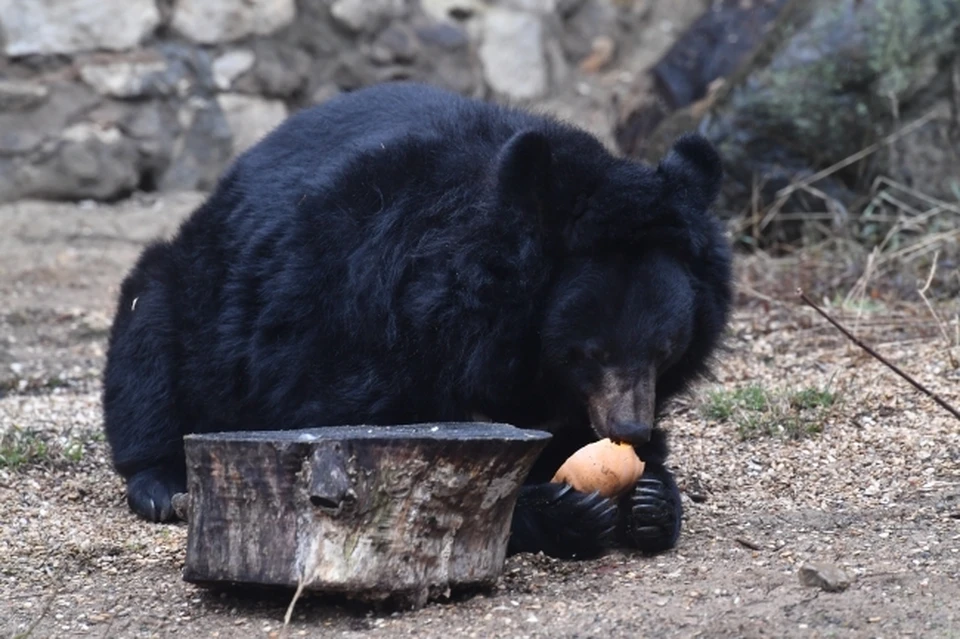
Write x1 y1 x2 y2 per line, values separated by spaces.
217 94 288 157
0 0 160 56
78 56 168 98
0 80 50 111
479 9 548 100
212 50 256 91
798 562 852 592
172 0 296 44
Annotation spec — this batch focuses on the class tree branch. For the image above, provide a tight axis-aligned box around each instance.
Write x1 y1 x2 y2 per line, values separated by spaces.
797 288 960 422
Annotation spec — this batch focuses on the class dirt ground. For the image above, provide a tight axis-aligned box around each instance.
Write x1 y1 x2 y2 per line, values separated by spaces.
1 193 958 639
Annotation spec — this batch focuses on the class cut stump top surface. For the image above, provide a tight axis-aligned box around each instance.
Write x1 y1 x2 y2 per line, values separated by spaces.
184 422 553 444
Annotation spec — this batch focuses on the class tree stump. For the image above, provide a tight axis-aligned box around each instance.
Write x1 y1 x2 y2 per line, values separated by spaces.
179 423 551 608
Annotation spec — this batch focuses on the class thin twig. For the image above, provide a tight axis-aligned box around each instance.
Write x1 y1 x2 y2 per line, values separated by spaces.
797 288 960 422
281 577 307 636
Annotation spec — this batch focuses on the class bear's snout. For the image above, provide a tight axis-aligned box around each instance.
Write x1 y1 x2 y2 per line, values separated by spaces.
587 367 656 446
609 420 653 446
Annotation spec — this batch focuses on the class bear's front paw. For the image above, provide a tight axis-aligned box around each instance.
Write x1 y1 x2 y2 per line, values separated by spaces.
125 466 186 523
508 482 618 560
619 466 682 554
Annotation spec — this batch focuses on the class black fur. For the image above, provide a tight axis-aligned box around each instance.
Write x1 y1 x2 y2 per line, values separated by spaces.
103 82 732 559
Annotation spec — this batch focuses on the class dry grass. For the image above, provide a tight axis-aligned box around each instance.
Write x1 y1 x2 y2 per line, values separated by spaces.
730 107 960 316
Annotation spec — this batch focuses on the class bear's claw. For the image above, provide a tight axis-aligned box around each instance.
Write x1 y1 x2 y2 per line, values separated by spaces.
126 466 185 523
620 469 682 554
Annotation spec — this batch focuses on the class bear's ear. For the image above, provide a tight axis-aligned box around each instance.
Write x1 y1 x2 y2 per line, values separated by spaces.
493 130 554 220
657 133 723 212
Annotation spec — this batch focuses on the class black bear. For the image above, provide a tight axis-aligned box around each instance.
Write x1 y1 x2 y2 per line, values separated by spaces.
103 81 732 560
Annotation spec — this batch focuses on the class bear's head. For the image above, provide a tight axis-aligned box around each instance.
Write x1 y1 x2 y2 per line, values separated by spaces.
493 130 733 446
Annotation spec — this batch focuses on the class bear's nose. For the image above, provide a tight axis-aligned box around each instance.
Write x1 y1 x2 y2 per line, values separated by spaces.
610 421 652 446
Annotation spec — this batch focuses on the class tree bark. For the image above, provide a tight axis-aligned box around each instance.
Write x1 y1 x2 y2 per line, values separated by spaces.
178 423 551 608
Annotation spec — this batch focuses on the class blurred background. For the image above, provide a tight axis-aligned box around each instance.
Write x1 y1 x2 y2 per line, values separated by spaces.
1 0 958 300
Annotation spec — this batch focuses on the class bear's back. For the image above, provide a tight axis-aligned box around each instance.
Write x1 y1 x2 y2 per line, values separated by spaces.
158 83 596 430
231 83 541 202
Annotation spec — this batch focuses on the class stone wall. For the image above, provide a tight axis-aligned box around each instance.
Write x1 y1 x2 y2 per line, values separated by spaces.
0 0 706 203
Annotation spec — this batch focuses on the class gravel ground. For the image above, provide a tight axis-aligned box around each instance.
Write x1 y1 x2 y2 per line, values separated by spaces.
1 194 958 638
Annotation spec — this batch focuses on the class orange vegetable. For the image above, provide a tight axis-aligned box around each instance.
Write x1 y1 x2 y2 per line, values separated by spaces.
551 438 645 498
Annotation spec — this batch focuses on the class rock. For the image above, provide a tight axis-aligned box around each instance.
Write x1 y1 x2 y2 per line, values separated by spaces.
504 0 557 13
78 55 169 98
171 0 296 44
122 102 180 188
212 50 256 91
159 97 233 191
372 24 419 64
479 9 548 100
558 0 619 62
330 51 381 91
330 0 405 34
152 42 218 96
217 94 288 157
0 0 160 56
798 562 852 592
16 122 141 200
234 42 311 98
0 80 50 111
0 83 99 155
414 22 469 50
59 124 126 180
